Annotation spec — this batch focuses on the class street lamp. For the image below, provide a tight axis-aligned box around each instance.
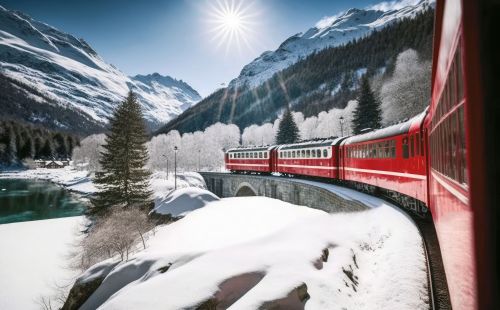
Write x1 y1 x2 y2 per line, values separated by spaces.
339 116 345 137
174 146 178 190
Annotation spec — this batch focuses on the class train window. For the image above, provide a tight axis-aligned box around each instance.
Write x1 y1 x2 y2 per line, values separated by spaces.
323 149 328 158
391 140 396 158
264 152 268 158
253 152 257 158
292 151 296 158
306 150 310 158
410 136 414 157
402 138 409 159
311 149 316 158
456 44 464 101
316 149 320 158
259 152 263 159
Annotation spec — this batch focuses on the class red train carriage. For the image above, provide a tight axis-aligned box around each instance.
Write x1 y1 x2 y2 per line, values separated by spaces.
225 146 275 173
275 138 345 179
425 0 498 309
340 113 428 215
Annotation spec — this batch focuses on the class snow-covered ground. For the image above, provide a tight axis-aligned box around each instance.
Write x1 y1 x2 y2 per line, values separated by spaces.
77 194 427 310
0 216 85 310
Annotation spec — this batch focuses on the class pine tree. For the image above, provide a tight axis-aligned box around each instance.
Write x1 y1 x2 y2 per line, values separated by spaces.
352 75 382 134
40 139 54 159
92 91 153 215
276 107 300 144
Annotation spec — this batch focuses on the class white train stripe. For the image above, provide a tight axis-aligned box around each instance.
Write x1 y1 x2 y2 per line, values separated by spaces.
344 167 426 180
226 163 269 167
278 164 338 170
431 170 469 204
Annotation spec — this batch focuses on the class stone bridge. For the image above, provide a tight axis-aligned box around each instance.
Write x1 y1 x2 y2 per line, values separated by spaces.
199 172 368 213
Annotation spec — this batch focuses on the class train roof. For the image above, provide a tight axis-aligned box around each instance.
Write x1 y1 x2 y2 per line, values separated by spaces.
226 145 276 152
342 112 426 145
277 137 346 150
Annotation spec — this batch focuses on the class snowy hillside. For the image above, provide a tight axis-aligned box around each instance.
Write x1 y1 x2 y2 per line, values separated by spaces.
230 0 434 88
71 196 427 309
0 5 201 131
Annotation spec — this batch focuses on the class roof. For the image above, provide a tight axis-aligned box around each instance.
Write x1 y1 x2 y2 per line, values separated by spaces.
277 137 346 150
342 112 426 145
227 145 276 152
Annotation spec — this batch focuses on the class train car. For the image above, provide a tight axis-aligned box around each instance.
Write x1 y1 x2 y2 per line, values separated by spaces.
425 0 498 309
275 138 346 179
339 113 427 215
225 146 275 173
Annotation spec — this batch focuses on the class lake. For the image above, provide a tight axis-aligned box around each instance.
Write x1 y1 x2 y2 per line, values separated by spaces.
0 179 87 224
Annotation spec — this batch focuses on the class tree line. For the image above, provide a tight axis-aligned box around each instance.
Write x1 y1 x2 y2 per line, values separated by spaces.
0 119 80 165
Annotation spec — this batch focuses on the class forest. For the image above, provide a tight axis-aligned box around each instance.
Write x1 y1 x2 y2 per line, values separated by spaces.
0 119 80 166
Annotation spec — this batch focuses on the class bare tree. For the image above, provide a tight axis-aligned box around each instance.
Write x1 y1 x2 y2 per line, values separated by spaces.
74 208 156 271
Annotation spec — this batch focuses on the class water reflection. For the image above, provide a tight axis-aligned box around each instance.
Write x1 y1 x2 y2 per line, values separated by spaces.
0 179 87 224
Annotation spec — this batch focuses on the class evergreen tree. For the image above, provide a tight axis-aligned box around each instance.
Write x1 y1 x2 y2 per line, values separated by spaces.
6 125 17 163
40 139 54 159
92 91 152 215
276 108 300 144
352 75 382 134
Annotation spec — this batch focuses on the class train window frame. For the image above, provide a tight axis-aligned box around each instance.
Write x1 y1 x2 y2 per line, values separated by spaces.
264 152 268 159
306 150 310 158
292 151 296 158
259 152 263 159
323 149 328 158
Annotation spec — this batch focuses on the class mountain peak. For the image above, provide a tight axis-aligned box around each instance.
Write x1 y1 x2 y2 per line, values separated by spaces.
230 0 433 88
0 5 201 131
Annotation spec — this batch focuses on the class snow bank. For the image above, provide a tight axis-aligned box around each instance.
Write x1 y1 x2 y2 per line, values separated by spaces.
151 187 219 217
79 196 427 310
0 216 84 310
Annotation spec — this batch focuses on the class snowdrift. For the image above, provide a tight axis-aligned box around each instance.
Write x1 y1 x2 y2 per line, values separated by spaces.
151 187 219 217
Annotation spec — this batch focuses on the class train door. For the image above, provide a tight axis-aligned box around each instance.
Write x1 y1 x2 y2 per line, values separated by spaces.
270 148 278 172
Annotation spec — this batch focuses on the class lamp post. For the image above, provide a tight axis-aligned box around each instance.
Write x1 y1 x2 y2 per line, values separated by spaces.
340 116 345 137
174 146 178 190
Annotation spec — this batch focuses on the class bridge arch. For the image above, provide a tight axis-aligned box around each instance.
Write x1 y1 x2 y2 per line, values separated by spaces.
235 182 257 197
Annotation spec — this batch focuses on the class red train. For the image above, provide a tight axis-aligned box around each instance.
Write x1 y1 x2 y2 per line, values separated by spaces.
225 1 498 308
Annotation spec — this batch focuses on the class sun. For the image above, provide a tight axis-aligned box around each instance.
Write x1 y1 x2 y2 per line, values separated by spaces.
206 0 259 53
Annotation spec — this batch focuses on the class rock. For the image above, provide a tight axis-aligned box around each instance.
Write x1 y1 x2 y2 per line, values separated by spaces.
62 276 105 310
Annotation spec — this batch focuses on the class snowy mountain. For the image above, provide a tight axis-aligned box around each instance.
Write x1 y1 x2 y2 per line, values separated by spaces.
0 5 201 132
230 0 434 88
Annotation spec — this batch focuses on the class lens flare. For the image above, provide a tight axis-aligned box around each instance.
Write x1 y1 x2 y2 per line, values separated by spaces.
206 0 259 54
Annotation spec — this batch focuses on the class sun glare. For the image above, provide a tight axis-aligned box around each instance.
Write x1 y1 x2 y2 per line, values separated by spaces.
206 0 259 53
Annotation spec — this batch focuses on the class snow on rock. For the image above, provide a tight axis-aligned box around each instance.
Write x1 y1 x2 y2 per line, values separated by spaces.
0 216 85 310
0 5 201 131
78 196 428 310
230 0 434 89
151 187 219 217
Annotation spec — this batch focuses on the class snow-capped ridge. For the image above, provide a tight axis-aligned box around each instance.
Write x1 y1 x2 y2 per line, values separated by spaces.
0 5 201 131
230 0 434 89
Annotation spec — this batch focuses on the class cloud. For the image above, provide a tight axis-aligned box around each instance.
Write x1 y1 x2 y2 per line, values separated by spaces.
315 13 342 29
367 0 425 11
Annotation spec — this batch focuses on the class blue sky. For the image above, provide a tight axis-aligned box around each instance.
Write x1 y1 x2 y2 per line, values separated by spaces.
1 0 385 96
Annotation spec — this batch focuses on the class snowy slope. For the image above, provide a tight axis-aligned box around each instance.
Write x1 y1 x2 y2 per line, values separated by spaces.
230 0 434 88
0 6 201 131
76 196 428 309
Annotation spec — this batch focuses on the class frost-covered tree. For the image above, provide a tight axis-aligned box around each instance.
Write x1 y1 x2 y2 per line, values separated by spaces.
92 92 152 215
276 108 300 144
380 49 432 124
148 123 239 172
352 76 382 134
72 134 106 173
